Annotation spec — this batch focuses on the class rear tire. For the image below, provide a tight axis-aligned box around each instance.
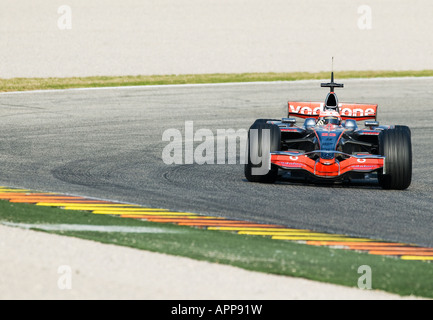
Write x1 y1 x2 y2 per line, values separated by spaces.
245 120 281 183
378 126 412 190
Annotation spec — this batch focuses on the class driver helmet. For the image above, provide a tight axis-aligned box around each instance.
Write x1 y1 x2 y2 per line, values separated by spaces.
317 110 342 125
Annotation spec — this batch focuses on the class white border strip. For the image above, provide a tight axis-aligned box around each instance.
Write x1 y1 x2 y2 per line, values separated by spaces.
1 222 183 233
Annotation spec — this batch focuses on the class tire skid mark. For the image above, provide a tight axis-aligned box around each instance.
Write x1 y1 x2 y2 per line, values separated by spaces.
0 186 431 261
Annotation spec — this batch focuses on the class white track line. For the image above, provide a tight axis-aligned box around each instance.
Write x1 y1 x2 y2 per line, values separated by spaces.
1 76 433 95
1 222 182 233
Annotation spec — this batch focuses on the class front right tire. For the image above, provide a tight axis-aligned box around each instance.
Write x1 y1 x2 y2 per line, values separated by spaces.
378 126 412 190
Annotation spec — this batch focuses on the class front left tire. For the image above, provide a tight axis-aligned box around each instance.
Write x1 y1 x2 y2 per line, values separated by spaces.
244 119 281 183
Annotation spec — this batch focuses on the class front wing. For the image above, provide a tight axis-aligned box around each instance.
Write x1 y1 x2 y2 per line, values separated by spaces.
271 151 385 178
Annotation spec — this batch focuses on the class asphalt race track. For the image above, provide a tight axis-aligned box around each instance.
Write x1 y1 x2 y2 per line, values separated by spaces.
1 77 432 247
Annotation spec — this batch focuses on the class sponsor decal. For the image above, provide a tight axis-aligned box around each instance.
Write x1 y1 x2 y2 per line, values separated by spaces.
289 104 322 115
277 162 303 167
352 164 377 169
289 103 377 118
321 133 337 137
340 107 376 117
360 131 380 135
281 128 299 132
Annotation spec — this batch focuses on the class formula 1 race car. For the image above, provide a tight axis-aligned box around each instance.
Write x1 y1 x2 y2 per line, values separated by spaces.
245 73 412 189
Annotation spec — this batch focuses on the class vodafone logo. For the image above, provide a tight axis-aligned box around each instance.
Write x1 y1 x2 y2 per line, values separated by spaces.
357 158 367 163
340 107 376 117
289 104 322 115
289 103 377 117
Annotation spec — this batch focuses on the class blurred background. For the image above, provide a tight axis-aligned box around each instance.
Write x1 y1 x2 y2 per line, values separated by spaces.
0 0 432 78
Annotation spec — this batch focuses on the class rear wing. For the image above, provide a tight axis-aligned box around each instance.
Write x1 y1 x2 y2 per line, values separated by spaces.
288 102 378 121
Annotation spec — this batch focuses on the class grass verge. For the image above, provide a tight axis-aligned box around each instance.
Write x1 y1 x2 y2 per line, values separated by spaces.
1 70 433 92
1 200 432 298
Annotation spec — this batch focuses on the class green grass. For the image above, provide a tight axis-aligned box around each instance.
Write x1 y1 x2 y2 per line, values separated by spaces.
1 200 432 298
1 70 433 92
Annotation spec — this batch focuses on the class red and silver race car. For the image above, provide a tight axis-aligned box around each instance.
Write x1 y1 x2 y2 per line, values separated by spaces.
245 73 412 190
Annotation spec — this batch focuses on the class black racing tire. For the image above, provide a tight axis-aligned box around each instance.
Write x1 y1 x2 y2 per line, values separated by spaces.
244 120 281 183
378 126 412 190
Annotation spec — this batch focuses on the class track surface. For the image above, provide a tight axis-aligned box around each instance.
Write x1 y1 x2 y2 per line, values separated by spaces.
1 78 432 247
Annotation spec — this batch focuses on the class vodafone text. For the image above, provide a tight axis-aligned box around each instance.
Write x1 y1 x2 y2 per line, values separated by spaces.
289 104 376 117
